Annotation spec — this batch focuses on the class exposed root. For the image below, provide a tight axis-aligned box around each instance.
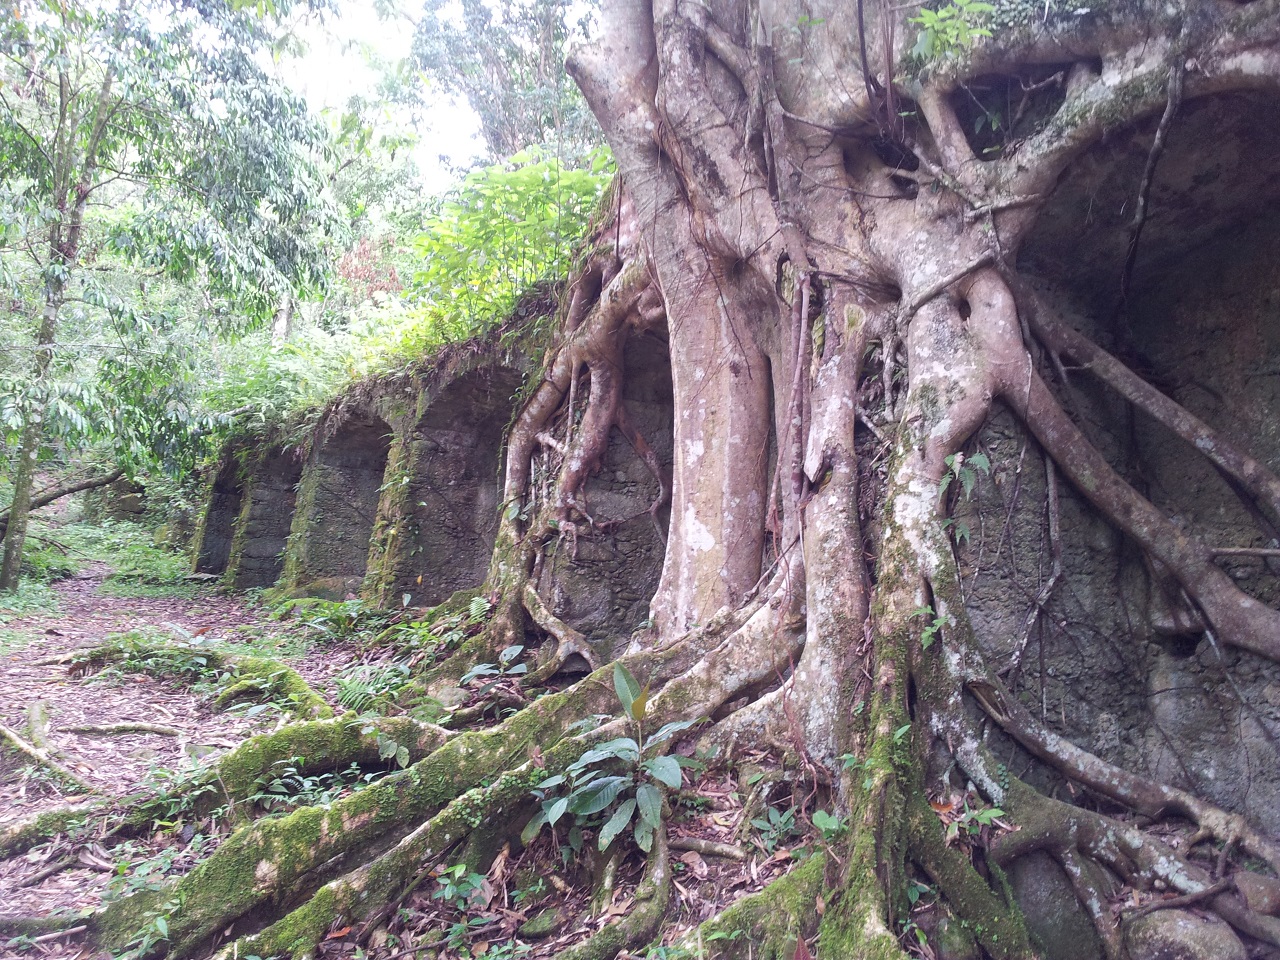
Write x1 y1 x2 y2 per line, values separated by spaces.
553 824 670 960
969 674 1280 874
0 803 102 856
521 581 599 685
0 721 97 794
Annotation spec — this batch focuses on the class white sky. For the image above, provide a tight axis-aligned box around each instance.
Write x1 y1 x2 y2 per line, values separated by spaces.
274 0 487 195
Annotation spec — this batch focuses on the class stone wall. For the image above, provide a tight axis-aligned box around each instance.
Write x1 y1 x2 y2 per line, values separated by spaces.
964 204 1280 841
534 333 674 661
192 457 244 575
281 414 392 598
364 365 522 608
224 447 304 589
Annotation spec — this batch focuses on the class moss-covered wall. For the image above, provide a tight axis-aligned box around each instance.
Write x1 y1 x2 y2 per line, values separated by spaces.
281 415 392 598
364 365 521 607
192 456 245 575
224 447 304 589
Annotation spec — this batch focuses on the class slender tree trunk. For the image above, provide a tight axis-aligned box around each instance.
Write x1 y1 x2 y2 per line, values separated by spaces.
0 304 60 593
0 63 113 592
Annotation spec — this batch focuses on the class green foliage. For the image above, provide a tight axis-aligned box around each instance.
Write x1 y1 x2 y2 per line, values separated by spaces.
938 451 991 500
433 862 488 910
244 758 375 813
273 596 388 640
910 605 948 650
944 799 1006 844
335 660 411 713
750 804 800 853
401 148 612 346
525 662 699 854
811 809 848 843
910 0 995 59
460 644 528 688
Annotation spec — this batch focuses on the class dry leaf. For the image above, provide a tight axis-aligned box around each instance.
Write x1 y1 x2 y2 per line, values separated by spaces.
323 926 351 940
679 850 708 879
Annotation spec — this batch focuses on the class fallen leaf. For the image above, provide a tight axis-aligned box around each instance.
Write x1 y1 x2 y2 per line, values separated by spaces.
324 926 351 940
679 850 708 879
794 937 814 960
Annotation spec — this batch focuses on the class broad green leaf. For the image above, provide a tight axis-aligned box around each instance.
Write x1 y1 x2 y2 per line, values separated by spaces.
520 809 548 845
643 755 683 790
546 797 569 827
613 662 641 715
636 783 662 829
569 775 631 815
598 798 636 850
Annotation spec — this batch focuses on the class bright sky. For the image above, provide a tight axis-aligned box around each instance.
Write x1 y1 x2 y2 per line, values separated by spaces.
275 0 487 195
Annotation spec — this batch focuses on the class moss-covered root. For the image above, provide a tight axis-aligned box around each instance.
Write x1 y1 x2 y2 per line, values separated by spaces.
555 824 673 960
686 852 825 959
141 715 453 822
906 795 1031 960
213 657 332 720
0 803 105 858
94 652 665 957
217 766 551 960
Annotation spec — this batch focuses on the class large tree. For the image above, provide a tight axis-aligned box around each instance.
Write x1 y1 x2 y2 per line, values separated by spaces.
8 1 1280 958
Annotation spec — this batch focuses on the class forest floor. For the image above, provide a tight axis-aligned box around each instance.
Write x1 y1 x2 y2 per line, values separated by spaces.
0 520 362 958
0 520 811 960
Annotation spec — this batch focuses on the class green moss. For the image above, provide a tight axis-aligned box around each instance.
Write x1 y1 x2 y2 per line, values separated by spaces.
214 657 333 720
694 853 826 959
0 804 100 856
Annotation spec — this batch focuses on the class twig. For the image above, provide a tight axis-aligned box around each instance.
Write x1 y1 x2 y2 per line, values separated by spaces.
1128 878 1232 919
30 925 88 943
1209 547 1280 558
1118 62 1183 309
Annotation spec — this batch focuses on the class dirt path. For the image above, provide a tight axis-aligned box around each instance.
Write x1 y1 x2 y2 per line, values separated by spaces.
0 570 348 946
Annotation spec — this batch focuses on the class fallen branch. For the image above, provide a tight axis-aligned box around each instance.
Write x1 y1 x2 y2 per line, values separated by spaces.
0 722 96 795
669 836 749 860
0 467 124 541
58 722 182 737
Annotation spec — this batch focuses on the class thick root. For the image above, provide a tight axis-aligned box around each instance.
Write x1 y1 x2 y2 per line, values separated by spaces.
554 824 671 960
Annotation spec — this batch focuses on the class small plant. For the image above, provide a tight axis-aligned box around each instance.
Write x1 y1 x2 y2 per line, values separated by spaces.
274 597 386 640
911 605 947 649
460 644 527 689
910 0 995 60
524 662 699 853
432 862 487 910
939 450 991 500
812 808 848 843
335 660 411 713
751 804 800 853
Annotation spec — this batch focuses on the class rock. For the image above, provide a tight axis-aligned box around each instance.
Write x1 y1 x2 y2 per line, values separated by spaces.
1008 851 1105 960
518 907 567 939
1124 908 1247 960
434 685 470 709
1234 871 1280 917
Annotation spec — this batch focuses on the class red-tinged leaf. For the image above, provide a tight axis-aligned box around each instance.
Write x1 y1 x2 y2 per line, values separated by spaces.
793 936 814 960
324 926 351 940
